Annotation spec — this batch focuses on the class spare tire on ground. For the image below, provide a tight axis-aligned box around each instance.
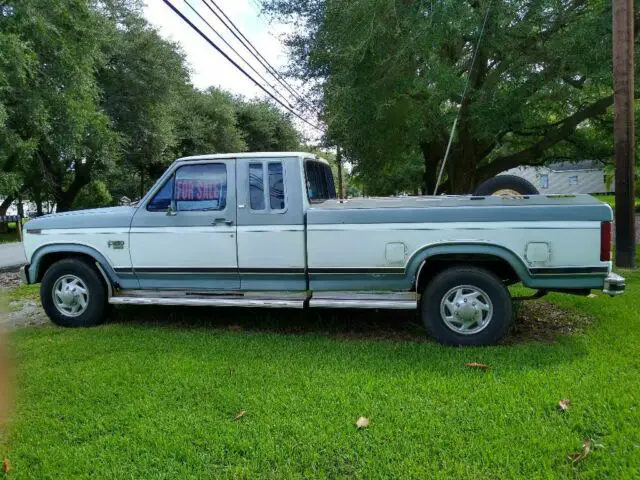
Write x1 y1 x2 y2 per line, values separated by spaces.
473 174 539 196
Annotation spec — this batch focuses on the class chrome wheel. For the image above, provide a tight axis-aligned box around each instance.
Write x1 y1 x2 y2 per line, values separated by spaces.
52 274 90 317
439 285 493 335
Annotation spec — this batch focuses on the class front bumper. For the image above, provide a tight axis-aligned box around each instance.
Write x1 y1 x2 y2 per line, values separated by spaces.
20 264 30 285
603 272 625 296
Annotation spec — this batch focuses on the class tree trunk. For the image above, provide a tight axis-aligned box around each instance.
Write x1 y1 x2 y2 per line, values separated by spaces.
0 195 14 217
0 196 14 234
420 142 439 194
54 161 92 212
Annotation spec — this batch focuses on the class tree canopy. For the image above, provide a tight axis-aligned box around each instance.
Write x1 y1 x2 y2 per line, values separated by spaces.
0 0 301 212
265 0 639 194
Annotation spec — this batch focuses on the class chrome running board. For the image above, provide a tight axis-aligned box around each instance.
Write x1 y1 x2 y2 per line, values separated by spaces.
308 291 417 310
109 290 307 309
109 290 418 310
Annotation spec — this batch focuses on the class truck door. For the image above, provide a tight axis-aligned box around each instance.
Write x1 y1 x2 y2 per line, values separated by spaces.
236 156 306 291
129 159 239 290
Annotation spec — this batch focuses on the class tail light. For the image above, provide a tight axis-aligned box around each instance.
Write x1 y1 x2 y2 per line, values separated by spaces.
600 221 612 261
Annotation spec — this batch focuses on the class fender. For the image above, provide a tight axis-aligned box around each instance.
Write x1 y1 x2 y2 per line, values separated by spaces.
28 243 120 286
406 242 532 290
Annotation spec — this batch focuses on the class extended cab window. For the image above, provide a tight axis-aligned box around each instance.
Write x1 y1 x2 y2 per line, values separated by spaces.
248 161 286 212
305 160 336 203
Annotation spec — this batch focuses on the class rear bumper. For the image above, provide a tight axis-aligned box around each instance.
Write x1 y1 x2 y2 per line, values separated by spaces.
603 272 625 295
21 264 30 285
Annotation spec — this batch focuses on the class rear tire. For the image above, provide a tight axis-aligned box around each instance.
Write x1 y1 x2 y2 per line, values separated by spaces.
473 175 539 196
40 258 108 327
421 266 513 345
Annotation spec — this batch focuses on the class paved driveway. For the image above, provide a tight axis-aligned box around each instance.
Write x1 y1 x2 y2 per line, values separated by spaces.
0 242 27 271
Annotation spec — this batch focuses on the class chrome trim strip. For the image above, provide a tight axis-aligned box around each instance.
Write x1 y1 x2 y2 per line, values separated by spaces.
109 296 304 308
309 299 417 309
312 291 418 301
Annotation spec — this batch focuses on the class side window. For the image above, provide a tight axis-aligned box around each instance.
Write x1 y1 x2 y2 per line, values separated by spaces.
268 162 285 210
147 178 173 212
249 163 265 210
305 160 337 202
175 163 227 211
248 161 286 212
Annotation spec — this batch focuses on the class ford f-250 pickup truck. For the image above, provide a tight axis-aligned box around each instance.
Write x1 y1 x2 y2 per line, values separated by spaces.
21 152 625 345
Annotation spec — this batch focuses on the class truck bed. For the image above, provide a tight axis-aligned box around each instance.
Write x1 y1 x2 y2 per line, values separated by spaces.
307 194 612 224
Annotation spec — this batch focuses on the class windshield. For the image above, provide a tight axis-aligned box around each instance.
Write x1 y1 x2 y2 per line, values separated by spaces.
305 160 336 203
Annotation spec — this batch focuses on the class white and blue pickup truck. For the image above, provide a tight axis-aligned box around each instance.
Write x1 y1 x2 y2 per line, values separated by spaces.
21 152 624 345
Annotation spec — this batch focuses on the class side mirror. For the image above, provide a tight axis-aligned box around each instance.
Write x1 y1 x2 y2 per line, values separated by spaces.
166 203 177 217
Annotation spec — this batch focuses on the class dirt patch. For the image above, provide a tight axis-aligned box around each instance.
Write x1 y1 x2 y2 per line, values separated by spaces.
3 300 50 331
506 301 594 344
0 270 21 290
109 300 592 345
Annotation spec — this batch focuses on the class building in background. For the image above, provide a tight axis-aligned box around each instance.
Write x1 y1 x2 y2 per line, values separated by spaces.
500 160 613 194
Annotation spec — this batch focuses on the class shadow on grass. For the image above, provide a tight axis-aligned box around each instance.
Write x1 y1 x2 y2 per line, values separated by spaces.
107 299 593 346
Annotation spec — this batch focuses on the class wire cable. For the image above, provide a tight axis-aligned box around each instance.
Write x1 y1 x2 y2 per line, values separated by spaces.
183 0 295 109
433 1 493 195
162 0 324 132
202 0 309 106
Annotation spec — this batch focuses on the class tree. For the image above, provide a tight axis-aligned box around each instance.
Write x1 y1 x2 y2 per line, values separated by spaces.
173 88 246 160
0 0 121 211
265 0 638 193
97 13 190 198
235 100 300 152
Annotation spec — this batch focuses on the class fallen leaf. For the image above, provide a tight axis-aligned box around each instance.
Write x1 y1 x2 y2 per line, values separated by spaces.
229 367 236 376
356 416 370 429
234 410 246 421
465 362 489 370
558 399 571 412
568 439 592 464
2 458 10 474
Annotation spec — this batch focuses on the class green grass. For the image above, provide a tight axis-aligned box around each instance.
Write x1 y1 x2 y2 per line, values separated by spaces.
593 194 640 212
0 230 19 245
2 276 640 478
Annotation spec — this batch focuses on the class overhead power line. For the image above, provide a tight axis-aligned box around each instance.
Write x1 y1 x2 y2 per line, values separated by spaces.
162 0 323 132
183 0 295 109
202 0 309 106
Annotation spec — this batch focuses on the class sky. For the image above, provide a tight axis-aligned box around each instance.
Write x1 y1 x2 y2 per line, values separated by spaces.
142 0 321 141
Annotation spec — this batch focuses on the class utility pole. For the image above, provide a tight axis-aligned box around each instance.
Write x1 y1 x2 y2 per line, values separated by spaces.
613 0 636 267
336 145 344 199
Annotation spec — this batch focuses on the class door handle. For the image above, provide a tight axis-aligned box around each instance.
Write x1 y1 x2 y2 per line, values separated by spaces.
213 218 233 226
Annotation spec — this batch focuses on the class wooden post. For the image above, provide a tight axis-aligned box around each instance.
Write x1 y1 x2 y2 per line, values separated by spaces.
613 0 636 267
336 146 344 199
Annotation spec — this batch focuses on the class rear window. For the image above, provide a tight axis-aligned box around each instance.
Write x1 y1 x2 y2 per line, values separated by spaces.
305 160 336 203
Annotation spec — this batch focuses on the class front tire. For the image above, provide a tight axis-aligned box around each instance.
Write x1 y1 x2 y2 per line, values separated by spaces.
41 258 108 327
421 266 513 345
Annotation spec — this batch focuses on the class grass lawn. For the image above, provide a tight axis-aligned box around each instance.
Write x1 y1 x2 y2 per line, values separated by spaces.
1 273 640 478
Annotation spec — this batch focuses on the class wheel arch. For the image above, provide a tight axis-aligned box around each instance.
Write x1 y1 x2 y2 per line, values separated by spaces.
28 244 119 286
408 243 531 292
